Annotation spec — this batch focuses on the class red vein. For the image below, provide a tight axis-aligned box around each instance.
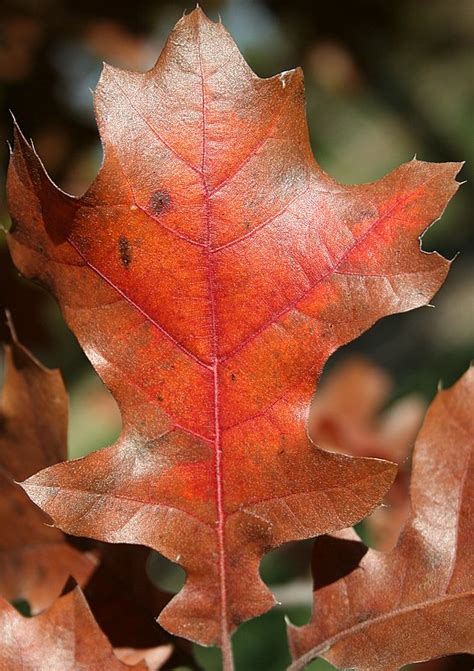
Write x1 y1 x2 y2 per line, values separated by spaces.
208 92 289 196
112 151 207 248
221 353 321 433
237 472 383 512
25 481 213 531
219 188 423 364
173 422 214 444
84 342 214 442
196 27 233 670
135 201 206 246
210 182 311 253
66 238 212 372
109 72 202 176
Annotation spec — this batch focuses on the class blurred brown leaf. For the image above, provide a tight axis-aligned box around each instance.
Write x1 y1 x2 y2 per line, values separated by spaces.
0 244 51 350
0 329 96 611
0 16 41 81
310 357 425 547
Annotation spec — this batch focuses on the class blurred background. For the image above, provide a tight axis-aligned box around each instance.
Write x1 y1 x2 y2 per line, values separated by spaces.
0 1 473 669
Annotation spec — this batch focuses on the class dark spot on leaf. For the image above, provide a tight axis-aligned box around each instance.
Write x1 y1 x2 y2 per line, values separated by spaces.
230 373 237 382
359 207 377 219
148 189 172 216
118 235 132 268
294 81 305 102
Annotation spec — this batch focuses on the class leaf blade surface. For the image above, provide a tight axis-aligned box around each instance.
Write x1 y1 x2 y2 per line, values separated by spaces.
7 8 461 647
289 368 474 670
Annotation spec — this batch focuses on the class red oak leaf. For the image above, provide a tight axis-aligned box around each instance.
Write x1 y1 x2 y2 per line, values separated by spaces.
288 367 474 670
6 7 461 662
0 587 171 670
0 326 95 612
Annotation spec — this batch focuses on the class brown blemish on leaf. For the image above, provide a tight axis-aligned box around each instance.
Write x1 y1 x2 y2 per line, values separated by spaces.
359 207 378 219
118 236 132 268
148 190 172 216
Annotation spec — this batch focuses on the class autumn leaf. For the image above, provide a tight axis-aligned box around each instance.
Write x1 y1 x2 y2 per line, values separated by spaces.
6 7 461 661
309 357 424 464
0 245 50 349
288 367 474 670
0 325 95 612
310 357 425 547
0 586 171 670
0 328 185 664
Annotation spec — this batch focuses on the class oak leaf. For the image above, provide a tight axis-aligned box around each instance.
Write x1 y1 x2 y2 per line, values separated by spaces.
288 367 474 670
0 586 171 670
0 328 95 612
6 7 461 656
